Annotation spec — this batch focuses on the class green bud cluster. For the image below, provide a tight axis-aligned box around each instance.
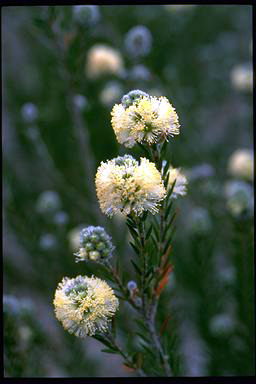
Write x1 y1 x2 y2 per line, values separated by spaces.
121 89 149 108
75 226 114 263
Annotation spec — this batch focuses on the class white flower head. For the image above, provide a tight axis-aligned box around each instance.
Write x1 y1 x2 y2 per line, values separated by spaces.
86 45 124 78
54 275 119 338
168 166 188 198
227 149 253 181
111 90 180 148
95 154 166 217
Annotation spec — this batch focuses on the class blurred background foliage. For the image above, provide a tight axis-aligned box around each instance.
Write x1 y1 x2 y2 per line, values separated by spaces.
3 4 254 377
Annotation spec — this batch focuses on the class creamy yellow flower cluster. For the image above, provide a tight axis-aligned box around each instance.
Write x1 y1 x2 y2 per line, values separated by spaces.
168 166 188 199
95 91 187 218
54 275 119 338
96 154 166 217
111 90 180 148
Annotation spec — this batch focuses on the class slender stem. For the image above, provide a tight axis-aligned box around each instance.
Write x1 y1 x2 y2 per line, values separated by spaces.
135 213 172 376
145 144 172 376
136 217 147 315
106 333 145 377
146 309 172 376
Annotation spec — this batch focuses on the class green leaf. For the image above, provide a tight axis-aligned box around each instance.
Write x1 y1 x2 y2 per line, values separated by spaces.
162 211 176 242
145 265 154 277
137 142 151 158
145 224 153 240
139 341 155 357
166 179 176 200
93 334 113 349
136 331 151 343
126 223 138 239
141 211 148 222
129 241 140 255
126 216 136 228
152 224 160 241
164 171 170 189
151 235 158 252
131 259 142 275
101 348 119 354
161 141 168 157
135 318 149 332
164 200 173 220
163 227 176 254
167 211 176 228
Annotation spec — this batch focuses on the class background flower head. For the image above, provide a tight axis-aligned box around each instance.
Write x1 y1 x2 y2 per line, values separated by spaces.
168 165 188 198
227 149 253 181
124 25 152 58
95 154 166 217
53 275 119 338
224 180 254 217
73 5 100 27
111 90 180 147
86 45 124 78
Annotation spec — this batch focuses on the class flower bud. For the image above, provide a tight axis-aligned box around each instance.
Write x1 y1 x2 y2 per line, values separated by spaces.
125 25 152 58
39 233 57 251
21 103 38 123
75 226 115 263
224 180 253 217
127 280 137 291
73 5 100 27
36 190 61 214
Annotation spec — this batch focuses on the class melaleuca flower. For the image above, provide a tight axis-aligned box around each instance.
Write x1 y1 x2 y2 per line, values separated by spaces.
165 5 196 12
21 102 38 123
111 90 180 147
128 65 151 82
86 45 124 78
39 233 57 251
227 149 253 181
224 180 254 217
75 226 115 263
95 154 166 217
73 5 100 27
73 94 88 110
127 280 137 291
68 224 87 251
209 313 235 337
100 81 123 106
188 207 212 235
53 275 119 338
36 190 61 214
167 165 188 198
231 64 253 92
124 25 152 58
53 211 69 226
